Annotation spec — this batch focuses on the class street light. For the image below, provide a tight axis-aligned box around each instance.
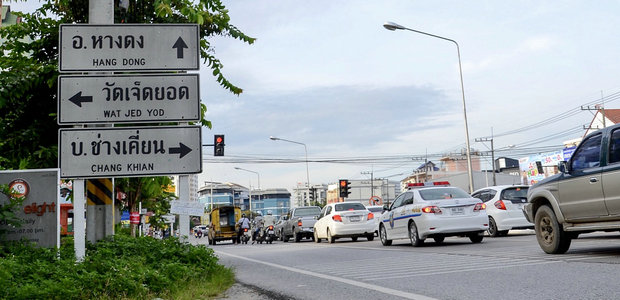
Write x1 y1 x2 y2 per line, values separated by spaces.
234 167 260 213
269 136 310 206
383 21 474 193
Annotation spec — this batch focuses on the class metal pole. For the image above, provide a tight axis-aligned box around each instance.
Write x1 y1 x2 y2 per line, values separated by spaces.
269 137 310 206
383 22 474 193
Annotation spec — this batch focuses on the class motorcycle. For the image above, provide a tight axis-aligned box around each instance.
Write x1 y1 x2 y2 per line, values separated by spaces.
264 225 276 244
240 228 251 244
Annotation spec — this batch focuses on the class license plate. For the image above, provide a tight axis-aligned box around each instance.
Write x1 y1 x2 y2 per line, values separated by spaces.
349 216 361 222
451 207 464 215
267 230 274 235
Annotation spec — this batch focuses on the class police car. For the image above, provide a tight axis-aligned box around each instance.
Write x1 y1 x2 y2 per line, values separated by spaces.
379 182 488 247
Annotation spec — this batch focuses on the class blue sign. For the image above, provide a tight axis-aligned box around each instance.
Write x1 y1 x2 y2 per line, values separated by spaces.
121 210 130 221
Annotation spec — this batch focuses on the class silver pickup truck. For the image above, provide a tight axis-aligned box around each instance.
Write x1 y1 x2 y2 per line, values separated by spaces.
524 123 620 254
280 206 322 242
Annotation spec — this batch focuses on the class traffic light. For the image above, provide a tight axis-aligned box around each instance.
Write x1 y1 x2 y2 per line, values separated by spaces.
214 135 225 156
339 179 351 198
309 187 316 202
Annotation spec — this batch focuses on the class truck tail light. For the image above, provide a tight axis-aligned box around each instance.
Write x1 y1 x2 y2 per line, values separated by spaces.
422 206 442 214
474 203 486 211
268 225 274 230
332 215 343 222
297 220 303 227
494 200 507 210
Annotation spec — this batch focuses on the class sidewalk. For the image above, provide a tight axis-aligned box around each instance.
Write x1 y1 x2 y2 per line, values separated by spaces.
215 282 292 300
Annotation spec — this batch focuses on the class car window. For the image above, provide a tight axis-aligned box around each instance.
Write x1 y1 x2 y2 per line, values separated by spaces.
500 187 529 203
402 192 414 205
319 206 327 219
293 207 321 217
609 129 620 165
418 187 471 200
325 206 332 215
390 193 405 209
571 133 602 171
472 190 493 202
335 203 366 211
486 190 497 202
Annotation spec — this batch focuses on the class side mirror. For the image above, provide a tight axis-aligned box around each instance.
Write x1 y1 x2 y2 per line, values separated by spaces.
383 204 389 211
558 161 569 173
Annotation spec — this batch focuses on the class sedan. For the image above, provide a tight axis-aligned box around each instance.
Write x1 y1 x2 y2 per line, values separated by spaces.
379 185 488 247
472 185 533 237
313 202 376 243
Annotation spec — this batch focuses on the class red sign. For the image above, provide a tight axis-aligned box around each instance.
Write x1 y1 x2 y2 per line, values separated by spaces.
130 212 140 224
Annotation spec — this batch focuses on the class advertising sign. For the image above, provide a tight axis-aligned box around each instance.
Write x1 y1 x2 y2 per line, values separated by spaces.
130 212 140 225
519 150 564 185
59 24 199 71
0 169 60 248
58 74 200 124
59 126 202 178
170 201 205 216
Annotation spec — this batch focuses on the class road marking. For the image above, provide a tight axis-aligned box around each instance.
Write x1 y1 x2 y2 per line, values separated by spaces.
216 251 438 300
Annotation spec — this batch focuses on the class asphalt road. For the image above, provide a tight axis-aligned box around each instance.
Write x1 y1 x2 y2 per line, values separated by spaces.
194 231 620 300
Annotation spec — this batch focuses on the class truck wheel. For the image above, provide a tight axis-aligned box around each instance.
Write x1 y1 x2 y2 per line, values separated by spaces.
535 205 571 254
282 230 289 242
294 231 301 243
379 224 392 246
408 221 424 247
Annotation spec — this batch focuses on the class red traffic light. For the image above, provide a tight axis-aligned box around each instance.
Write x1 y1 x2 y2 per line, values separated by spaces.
216 136 223 144
340 180 347 187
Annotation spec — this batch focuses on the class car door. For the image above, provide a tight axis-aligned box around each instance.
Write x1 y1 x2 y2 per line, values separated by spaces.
559 132 607 220
602 128 620 216
315 205 329 237
384 193 405 238
391 193 412 239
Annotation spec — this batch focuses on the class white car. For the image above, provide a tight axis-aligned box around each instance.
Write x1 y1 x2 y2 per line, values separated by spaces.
472 185 533 237
365 205 384 236
313 202 376 243
379 184 488 247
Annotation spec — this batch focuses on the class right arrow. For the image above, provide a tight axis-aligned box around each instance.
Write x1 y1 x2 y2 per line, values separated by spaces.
172 37 188 59
68 92 93 107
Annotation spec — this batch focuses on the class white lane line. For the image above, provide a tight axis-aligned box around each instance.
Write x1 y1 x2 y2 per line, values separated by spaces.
217 251 438 300
375 260 560 280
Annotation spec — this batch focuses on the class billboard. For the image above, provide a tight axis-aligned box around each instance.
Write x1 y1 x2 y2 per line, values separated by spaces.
0 169 60 248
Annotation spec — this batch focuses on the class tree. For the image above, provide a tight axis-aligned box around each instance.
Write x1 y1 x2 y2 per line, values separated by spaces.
0 0 255 169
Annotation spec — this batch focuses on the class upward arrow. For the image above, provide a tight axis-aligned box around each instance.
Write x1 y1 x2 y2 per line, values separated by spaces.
168 143 192 158
68 92 93 107
172 37 188 59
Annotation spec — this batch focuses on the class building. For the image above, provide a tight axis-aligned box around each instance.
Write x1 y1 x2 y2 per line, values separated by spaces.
249 188 291 219
1 4 22 28
290 183 327 207
197 182 248 210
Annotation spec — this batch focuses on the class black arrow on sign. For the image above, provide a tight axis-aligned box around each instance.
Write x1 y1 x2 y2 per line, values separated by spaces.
172 37 188 59
69 92 93 107
169 143 192 158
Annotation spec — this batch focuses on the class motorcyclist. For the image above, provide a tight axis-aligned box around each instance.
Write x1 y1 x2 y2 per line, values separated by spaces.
252 212 264 244
237 213 251 244
263 210 276 227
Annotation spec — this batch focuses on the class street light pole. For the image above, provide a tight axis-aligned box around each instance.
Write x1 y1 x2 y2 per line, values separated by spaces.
270 136 310 206
234 167 260 214
383 21 474 193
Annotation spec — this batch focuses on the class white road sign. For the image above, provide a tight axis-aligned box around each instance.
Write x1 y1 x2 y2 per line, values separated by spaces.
170 201 205 216
58 74 200 124
59 24 199 71
59 126 202 178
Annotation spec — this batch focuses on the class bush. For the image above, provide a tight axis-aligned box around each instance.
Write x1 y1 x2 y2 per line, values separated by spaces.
0 235 232 299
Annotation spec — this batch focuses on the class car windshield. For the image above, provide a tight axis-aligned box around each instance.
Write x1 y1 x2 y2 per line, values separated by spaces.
501 187 529 200
293 207 321 217
335 203 366 211
419 187 471 200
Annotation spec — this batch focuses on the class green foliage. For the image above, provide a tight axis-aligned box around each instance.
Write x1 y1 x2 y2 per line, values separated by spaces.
0 0 253 169
0 184 26 238
0 235 233 299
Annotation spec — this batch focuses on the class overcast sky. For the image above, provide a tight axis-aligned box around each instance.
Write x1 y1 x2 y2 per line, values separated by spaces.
8 1 620 191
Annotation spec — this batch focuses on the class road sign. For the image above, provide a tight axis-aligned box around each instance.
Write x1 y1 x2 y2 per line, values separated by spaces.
59 24 199 71
59 126 202 178
58 74 200 124
170 201 205 216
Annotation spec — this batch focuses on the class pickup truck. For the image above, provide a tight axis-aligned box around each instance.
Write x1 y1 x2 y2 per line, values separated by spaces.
524 123 620 254
280 206 322 242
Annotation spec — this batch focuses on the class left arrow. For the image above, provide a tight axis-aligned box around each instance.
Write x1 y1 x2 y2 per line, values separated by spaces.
168 143 192 158
68 92 93 107
172 37 188 59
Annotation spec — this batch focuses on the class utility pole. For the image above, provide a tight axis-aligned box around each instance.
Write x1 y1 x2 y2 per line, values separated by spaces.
361 170 374 198
475 135 496 186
